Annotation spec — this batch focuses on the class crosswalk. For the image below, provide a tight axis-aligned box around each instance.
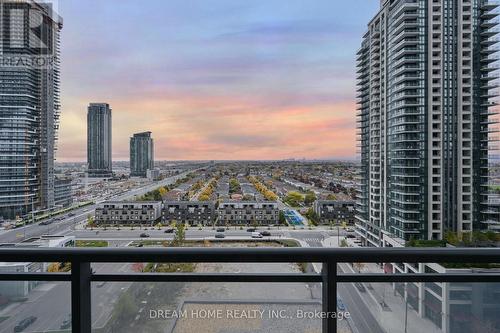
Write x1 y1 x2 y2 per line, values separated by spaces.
301 237 323 244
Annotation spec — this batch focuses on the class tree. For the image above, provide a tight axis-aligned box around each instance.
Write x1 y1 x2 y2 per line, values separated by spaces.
340 239 349 247
158 187 168 198
279 211 286 225
304 191 316 206
131 263 145 272
304 207 319 226
156 222 163 230
353 262 365 273
229 178 240 194
87 215 96 229
284 191 304 207
47 262 61 272
445 231 460 245
242 194 254 201
199 194 210 201
264 190 278 201
326 194 337 200
171 223 185 246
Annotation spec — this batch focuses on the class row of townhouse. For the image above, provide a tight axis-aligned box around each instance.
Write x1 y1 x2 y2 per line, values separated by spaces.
95 200 279 226
95 199 355 226
313 200 355 224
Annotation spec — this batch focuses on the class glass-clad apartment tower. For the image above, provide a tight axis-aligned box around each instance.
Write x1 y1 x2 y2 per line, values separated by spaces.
87 103 112 177
130 131 154 177
0 1 63 219
356 0 499 246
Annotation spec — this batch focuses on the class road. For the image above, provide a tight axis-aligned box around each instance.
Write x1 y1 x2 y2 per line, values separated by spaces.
66 228 384 332
0 170 196 244
0 229 385 333
0 263 132 333
337 264 386 333
67 228 342 245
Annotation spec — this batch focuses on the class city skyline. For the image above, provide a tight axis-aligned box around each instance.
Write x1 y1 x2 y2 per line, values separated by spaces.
0 2 499 333
57 0 380 162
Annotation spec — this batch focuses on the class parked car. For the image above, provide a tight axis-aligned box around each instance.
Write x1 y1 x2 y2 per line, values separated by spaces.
346 234 356 238
261 231 271 236
164 228 175 233
251 232 263 239
60 315 71 329
14 316 37 332
246 228 256 232
354 282 366 292
215 233 225 239
216 228 225 232
337 297 346 311
139 233 150 238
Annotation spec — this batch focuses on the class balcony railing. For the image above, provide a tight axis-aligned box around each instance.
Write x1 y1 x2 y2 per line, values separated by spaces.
0 247 499 333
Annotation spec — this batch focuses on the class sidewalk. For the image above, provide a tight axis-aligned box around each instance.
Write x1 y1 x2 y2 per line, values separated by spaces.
322 236 442 333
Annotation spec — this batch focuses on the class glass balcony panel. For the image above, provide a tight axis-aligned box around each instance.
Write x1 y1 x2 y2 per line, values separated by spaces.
0 280 70 333
91 280 329 333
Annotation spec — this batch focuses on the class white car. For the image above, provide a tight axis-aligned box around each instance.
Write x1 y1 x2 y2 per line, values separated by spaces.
251 232 263 239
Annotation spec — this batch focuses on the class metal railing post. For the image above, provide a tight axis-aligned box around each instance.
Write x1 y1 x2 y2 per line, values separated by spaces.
322 261 337 333
72 261 92 333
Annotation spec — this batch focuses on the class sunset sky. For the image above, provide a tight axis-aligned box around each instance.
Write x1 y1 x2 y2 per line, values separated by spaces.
57 0 380 161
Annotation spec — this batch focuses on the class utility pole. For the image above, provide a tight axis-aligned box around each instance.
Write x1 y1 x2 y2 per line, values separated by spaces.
31 197 35 225
404 283 409 333
337 224 340 245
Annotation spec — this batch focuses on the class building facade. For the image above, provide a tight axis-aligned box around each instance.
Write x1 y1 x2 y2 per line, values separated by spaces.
313 200 355 224
356 0 498 246
87 103 112 177
95 201 161 225
218 201 279 225
0 235 74 298
0 1 63 219
163 201 216 225
385 246 500 333
54 177 72 208
146 168 161 181
130 132 154 177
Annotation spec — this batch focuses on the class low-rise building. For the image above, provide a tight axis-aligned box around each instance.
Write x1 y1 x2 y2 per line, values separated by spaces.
14 235 76 248
95 201 162 225
0 236 75 298
146 168 161 181
313 200 355 224
218 201 279 225
381 234 500 333
163 201 216 225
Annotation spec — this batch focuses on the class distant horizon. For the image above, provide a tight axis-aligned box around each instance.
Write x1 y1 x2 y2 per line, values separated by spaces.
56 0 380 161
55 157 360 164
